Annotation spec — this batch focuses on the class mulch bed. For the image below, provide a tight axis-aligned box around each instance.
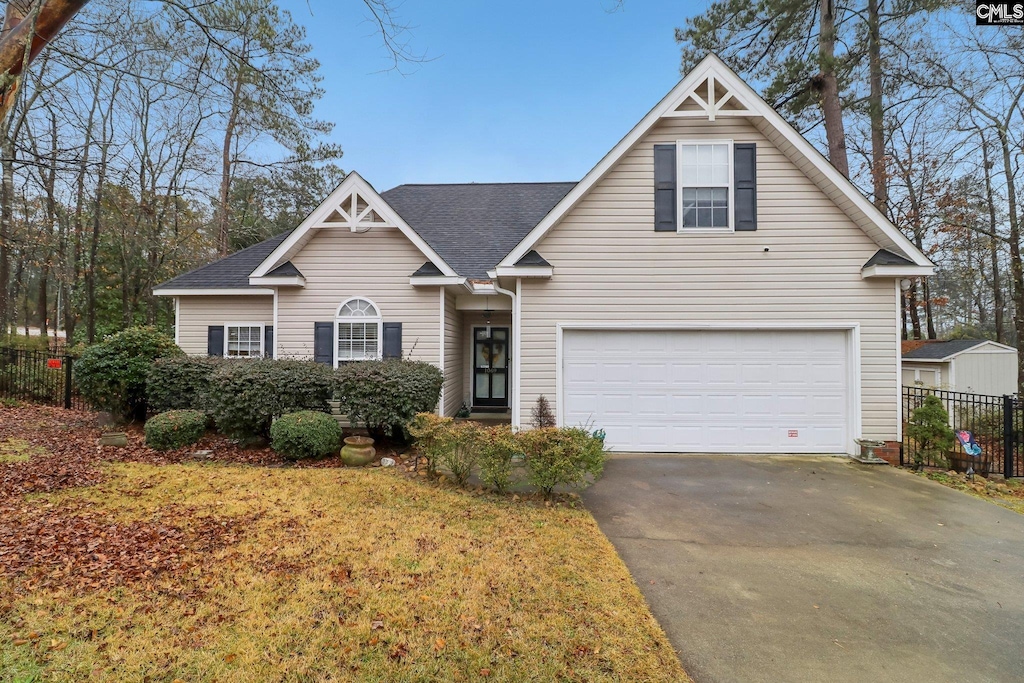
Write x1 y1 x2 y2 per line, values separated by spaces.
0 404 408 597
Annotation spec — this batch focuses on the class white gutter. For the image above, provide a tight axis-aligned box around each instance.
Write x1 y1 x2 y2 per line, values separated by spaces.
490 279 521 430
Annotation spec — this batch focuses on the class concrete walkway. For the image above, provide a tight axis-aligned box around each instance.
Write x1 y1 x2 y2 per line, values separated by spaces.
583 455 1024 683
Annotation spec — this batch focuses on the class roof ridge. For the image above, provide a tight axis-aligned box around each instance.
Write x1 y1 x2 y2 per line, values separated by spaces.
385 181 577 188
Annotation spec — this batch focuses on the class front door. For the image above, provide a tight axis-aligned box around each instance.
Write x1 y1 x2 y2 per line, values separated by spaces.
473 327 509 408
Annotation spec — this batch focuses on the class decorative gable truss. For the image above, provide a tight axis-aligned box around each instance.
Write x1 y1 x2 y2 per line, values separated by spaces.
664 72 756 121
318 187 396 231
499 54 934 275
250 171 458 284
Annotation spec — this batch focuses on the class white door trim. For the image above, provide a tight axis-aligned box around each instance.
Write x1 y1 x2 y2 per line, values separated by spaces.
555 321 863 455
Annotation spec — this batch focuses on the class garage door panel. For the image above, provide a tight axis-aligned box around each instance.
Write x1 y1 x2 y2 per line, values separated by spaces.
562 329 849 453
706 364 740 385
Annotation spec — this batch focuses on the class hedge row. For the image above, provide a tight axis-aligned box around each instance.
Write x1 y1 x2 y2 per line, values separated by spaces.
144 355 443 442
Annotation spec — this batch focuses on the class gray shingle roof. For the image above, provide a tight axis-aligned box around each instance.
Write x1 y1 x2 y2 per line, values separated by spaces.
864 249 914 268
156 230 293 290
267 261 303 277
156 182 576 289
903 339 989 360
382 182 575 278
411 262 444 277
515 250 551 267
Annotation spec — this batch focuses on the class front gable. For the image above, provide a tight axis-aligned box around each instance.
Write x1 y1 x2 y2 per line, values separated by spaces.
250 171 458 282
499 54 933 273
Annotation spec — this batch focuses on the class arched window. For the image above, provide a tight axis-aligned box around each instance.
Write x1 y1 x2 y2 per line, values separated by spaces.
335 297 382 363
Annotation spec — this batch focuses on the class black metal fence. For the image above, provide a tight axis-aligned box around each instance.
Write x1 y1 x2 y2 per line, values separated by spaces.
0 346 83 409
902 386 1023 478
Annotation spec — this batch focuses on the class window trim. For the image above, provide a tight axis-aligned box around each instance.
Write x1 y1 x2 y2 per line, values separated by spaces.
676 138 735 233
333 296 383 367
224 322 265 359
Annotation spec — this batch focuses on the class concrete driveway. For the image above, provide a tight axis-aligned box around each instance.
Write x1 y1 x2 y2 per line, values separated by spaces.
583 455 1024 683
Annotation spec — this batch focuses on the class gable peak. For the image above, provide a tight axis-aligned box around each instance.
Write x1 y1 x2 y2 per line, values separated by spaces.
664 58 756 122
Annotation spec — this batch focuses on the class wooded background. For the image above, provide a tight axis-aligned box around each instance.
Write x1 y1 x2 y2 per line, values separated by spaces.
0 1 1020 361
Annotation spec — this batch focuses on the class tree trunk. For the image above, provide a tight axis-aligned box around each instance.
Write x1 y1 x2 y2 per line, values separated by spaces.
37 262 47 337
901 291 908 340
981 141 1004 342
814 0 850 177
997 128 1024 391
867 0 887 210
216 65 244 256
922 276 936 339
0 135 13 335
908 282 922 339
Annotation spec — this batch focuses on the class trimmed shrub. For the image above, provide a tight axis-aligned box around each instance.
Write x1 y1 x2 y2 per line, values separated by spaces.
518 427 607 498
906 395 955 469
208 359 335 439
76 327 183 421
270 410 342 460
477 424 520 493
147 356 225 414
408 412 451 476
436 420 481 487
144 409 207 450
335 360 444 439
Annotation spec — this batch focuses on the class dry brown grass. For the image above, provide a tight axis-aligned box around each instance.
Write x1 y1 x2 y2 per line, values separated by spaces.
920 470 1024 515
1 461 687 682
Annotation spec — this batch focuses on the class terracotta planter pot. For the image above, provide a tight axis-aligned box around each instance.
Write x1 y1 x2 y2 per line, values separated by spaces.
340 436 376 467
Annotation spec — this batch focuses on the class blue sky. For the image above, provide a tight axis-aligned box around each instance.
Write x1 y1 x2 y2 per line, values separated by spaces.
279 1 703 190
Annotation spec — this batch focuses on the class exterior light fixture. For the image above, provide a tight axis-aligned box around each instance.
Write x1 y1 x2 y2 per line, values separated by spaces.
900 278 913 292
483 296 493 324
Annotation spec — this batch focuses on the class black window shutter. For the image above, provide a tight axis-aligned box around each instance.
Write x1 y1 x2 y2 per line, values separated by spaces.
382 322 402 359
654 144 677 231
207 326 224 357
314 322 333 365
264 325 274 359
734 143 757 231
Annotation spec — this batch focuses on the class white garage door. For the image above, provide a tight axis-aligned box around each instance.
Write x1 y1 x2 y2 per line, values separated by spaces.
562 329 850 453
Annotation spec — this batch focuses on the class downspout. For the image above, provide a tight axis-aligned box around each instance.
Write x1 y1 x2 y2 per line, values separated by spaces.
491 279 520 429
272 288 279 359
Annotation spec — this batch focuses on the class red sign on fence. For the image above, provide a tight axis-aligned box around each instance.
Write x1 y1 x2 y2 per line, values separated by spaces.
47 358 62 369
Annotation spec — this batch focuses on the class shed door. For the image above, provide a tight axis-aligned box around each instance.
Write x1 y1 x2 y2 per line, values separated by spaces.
562 329 850 453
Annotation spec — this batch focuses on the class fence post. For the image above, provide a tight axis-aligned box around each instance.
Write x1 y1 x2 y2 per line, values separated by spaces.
63 356 73 410
1003 395 1014 478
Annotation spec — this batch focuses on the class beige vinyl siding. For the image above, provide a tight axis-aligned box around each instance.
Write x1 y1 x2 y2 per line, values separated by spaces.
518 116 901 441
176 295 273 356
443 290 463 416
276 227 439 364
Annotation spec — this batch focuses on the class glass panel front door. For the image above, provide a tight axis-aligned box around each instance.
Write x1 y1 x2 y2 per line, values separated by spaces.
473 327 509 408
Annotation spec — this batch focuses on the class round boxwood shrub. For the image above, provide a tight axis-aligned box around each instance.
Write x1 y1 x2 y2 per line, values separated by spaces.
144 409 207 450
335 360 444 440
270 410 342 460
208 359 335 439
147 356 225 415
76 327 184 421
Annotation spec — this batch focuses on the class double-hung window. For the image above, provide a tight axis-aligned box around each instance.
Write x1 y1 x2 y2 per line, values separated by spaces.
226 324 263 358
336 297 382 363
678 141 733 231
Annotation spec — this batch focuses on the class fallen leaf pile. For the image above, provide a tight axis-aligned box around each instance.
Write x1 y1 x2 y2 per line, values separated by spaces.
0 405 259 595
0 500 252 592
